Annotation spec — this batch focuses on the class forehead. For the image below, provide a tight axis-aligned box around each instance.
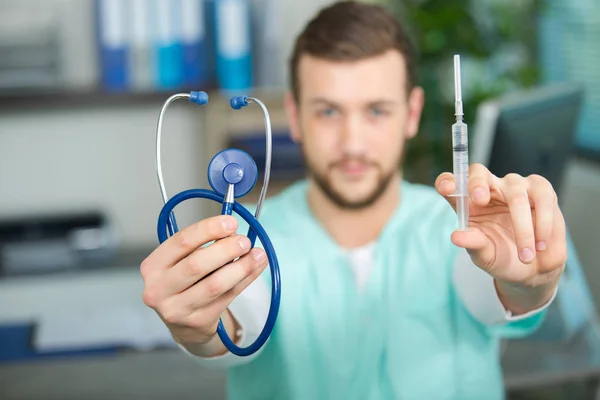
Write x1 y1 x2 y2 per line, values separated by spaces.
297 50 409 103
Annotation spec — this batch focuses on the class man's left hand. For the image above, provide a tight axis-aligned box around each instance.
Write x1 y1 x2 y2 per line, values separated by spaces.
435 163 567 315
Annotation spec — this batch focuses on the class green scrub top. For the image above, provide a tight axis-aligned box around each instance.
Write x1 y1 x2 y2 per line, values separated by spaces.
228 179 545 400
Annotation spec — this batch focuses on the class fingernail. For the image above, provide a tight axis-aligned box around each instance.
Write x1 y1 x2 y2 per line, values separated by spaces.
223 217 236 231
441 180 451 191
253 248 265 261
239 237 250 250
473 188 486 201
521 248 534 262
536 241 547 251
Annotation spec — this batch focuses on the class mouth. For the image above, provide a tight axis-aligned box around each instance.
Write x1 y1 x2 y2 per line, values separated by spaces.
335 161 371 177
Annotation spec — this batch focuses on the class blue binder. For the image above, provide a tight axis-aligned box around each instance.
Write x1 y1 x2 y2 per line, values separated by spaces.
181 0 210 87
96 0 129 91
212 0 253 92
153 0 185 89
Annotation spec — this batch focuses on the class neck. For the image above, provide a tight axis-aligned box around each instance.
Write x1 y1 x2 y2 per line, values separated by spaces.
307 174 402 249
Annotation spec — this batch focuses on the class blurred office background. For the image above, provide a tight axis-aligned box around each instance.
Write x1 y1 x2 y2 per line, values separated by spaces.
0 0 599 399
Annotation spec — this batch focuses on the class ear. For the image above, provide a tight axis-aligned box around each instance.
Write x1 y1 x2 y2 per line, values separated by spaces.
405 86 424 140
284 91 302 143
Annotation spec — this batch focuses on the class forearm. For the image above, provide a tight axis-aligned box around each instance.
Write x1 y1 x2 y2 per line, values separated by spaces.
174 309 241 358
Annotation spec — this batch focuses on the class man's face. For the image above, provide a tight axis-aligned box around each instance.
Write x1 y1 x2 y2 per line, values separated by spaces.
286 50 424 209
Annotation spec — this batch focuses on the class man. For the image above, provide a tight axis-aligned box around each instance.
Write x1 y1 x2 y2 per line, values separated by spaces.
141 2 566 399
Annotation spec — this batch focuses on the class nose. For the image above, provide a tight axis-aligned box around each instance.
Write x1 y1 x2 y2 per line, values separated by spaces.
340 114 366 157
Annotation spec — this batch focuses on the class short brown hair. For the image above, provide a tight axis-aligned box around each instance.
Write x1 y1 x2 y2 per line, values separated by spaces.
289 1 417 102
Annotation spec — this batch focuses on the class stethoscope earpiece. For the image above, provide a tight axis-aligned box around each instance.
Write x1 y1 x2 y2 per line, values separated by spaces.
189 90 209 105
154 91 280 357
230 95 249 110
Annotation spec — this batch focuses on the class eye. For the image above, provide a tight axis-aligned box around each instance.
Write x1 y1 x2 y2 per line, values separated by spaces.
369 106 388 117
318 107 338 118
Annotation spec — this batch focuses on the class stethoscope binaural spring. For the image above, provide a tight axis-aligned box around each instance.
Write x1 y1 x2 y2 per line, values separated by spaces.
155 90 281 357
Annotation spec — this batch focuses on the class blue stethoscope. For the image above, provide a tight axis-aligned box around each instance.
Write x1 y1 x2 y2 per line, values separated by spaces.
155 91 280 357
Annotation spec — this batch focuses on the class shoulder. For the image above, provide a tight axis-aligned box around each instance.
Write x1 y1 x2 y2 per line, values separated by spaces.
236 179 308 234
383 183 464 290
401 180 457 225
260 180 307 215
393 181 459 259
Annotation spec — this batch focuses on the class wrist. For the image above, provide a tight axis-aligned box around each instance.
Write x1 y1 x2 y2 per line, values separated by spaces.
172 310 242 358
495 275 560 316
175 332 225 358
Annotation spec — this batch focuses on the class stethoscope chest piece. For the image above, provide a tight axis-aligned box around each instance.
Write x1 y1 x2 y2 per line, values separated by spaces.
208 148 258 198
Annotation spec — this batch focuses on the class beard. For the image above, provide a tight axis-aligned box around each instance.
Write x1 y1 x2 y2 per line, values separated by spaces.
301 146 402 210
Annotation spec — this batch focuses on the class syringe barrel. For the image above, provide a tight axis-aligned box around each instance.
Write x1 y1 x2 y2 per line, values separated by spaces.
452 121 469 197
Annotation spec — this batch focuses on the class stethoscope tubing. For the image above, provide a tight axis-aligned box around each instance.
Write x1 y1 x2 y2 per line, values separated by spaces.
156 188 281 357
154 91 281 356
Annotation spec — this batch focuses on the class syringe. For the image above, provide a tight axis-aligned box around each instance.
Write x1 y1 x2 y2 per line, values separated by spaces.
450 55 469 230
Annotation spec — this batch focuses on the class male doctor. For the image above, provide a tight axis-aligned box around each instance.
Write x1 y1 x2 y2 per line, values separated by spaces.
141 2 566 399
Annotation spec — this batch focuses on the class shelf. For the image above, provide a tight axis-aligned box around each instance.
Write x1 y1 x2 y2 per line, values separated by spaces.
0 85 289 111
0 85 218 111
0 247 152 280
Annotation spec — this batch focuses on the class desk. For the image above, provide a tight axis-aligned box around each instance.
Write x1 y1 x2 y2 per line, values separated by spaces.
0 349 227 400
3 249 600 399
4 329 600 400
503 323 600 399
0 251 226 399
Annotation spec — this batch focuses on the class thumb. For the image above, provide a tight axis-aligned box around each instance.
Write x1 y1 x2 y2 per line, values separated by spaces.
451 227 495 269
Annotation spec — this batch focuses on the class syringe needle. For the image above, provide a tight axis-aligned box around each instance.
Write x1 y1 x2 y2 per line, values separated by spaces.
454 54 463 119
454 56 461 104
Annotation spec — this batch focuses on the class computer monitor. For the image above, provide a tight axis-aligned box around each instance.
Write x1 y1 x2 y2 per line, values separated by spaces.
471 83 584 199
472 84 597 341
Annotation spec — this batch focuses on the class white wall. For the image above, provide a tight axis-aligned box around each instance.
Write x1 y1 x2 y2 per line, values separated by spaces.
1 0 598 300
0 0 339 249
0 104 208 248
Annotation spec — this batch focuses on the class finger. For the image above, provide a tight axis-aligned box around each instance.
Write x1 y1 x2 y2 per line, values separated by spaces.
206 250 269 314
181 290 242 337
468 163 493 206
164 235 253 295
143 215 239 274
226 255 269 300
451 227 488 250
450 227 495 268
435 172 455 196
527 174 557 252
435 172 457 208
536 206 568 273
166 248 269 328
500 174 536 264
179 248 268 310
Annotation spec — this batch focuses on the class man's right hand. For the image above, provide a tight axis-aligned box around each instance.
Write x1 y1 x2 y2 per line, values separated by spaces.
140 215 268 357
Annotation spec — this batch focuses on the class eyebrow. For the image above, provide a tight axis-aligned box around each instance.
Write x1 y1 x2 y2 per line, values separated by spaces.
308 98 398 107
366 100 398 108
308 98 339 107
